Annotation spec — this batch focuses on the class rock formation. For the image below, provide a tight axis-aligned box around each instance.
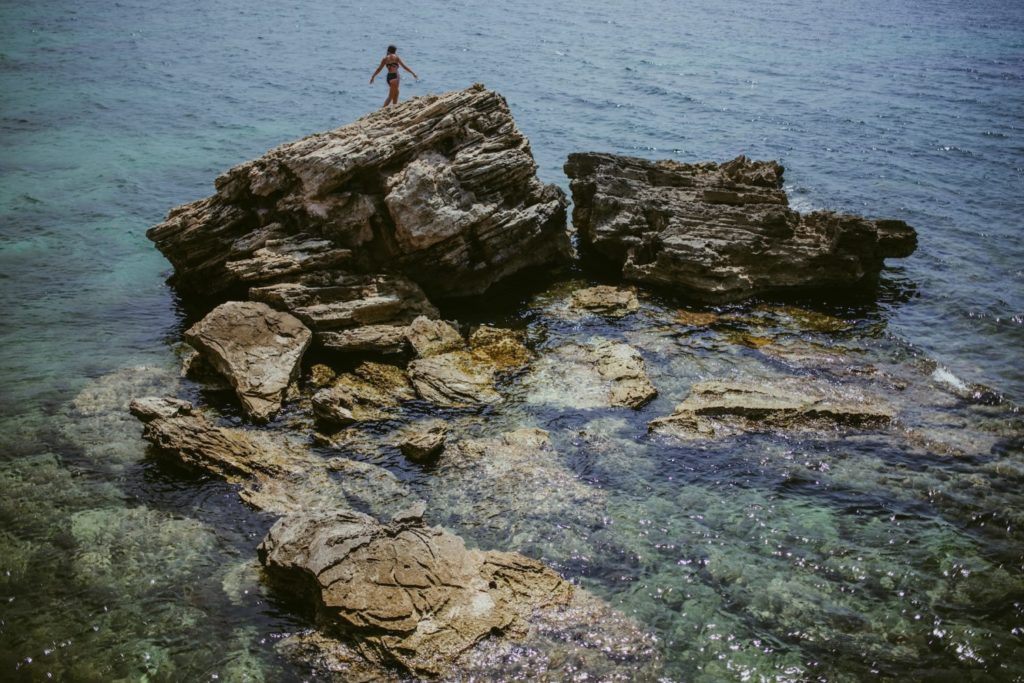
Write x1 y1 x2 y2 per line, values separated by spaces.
565 153 917 302
148 86 571 336
258 505 574 677
183 301 311 422
649 378 896 439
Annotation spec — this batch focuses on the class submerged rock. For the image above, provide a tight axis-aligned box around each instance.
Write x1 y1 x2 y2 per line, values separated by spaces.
397 421 448 461
184 301 311 422
565 153 917 302
148 84 571 305
257 506 574 677
525 338 657 409
649 378 895 439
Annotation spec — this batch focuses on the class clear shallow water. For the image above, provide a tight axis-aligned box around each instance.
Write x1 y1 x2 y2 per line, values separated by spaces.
1 0 1023 680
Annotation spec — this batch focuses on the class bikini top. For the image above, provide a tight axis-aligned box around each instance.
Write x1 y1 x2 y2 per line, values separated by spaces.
385 59 399 71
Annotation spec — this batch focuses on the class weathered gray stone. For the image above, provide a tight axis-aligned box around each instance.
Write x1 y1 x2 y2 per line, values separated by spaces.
398 422 448 461
565 152 917 302
183 301 312 422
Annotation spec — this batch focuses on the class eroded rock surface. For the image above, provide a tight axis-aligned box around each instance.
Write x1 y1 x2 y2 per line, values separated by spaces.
571 285 640 317
131 397 414 517
407 327 530 407
311 361 415 430
184 301 311 422
565 153 917 302
649 378 896 439
257 506 574 676
148 84 571 307
525 338 656 409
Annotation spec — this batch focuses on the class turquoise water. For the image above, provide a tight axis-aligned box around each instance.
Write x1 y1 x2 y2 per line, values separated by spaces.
2 0 1023 680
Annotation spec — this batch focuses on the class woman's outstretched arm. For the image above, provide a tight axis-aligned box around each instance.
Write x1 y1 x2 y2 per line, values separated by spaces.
398 57 418 79
370 58 387 83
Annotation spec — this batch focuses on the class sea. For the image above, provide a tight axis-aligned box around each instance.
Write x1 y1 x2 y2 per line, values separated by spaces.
1 0 1022 680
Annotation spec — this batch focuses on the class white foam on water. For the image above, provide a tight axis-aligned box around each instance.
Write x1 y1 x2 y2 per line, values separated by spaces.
931 366 969 393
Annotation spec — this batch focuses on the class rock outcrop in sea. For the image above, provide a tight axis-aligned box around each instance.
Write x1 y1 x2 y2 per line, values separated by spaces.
147 84 570 314
565 152 917 302
123 84 992 681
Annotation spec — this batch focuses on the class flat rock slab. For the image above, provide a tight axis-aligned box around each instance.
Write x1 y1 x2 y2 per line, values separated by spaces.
258 506 573 677
524 338 657 409
565 153 917 302
649 378 896 439
184 301 311 422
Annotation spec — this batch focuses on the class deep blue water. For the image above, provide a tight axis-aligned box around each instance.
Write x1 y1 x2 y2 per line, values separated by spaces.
1 0 1023 680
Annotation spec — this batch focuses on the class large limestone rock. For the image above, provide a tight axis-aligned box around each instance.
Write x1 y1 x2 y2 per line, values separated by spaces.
184 301 311 422
257 505 574 677
649 378 896 439
565 153 917 302
148 85 571 308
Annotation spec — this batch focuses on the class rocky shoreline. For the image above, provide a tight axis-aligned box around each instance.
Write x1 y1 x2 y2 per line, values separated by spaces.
126 84 1020 679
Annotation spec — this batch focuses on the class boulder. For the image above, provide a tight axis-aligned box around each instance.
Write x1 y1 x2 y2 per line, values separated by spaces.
257 506 574 677
570 285 640 317
406 316 464 358
148 84 571 302
311 362 415 429
398 422 448 461
183 301 312 422
250 272 437 351
564 153 917 302
648 378 896 439
407 351 502 407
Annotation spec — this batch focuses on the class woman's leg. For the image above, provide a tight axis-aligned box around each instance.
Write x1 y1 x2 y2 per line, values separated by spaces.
387 77 400 105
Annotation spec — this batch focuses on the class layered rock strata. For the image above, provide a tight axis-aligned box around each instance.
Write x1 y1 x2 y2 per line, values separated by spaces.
258 505 575 676
565 153 917 302
148 85 571 326
649 379 896 439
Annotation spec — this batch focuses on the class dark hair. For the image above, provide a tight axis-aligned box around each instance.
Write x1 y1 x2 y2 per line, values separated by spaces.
387 45 397 54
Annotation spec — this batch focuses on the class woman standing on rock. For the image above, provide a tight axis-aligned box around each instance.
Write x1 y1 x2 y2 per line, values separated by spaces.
370 45 418 108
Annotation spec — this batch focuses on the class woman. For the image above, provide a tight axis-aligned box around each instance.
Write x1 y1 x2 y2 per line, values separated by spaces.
370 45 418 108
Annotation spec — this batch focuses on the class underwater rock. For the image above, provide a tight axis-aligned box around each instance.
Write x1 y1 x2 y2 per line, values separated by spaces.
524 338 656 409
432 429 606 526
311 361 415 429
564 153 917 302
468 325 531 371
570 285 640 317
257 505 574 677
406 316 464 358
148 84 570 301
184 301 311 422
649 378 895 439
